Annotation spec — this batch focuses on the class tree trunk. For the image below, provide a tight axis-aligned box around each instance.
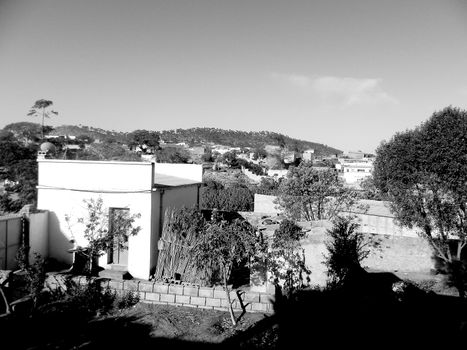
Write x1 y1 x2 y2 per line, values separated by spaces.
223 268 236 326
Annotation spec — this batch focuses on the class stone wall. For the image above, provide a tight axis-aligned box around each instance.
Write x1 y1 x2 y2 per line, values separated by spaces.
44 274 275 314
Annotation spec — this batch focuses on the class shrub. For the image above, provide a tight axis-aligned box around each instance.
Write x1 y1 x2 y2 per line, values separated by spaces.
323 217 370 289
267 219 311 297
116 290 140 309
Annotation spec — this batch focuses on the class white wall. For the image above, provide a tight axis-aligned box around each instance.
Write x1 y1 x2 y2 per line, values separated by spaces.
254 194 282 214
29 211 49 259
154 163 203 182
37 160 154 279
38 160 154 191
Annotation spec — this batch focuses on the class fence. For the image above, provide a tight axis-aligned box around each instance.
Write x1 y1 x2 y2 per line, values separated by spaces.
0 215 25 270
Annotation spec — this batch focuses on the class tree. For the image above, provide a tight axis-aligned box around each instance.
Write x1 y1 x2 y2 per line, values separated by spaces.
65 197 141 275
0 139 38 213
27 99 58 141
277 162 359 221
127 130 160 154
221 151 239 168
155 147 190 163
373 106 467 297
192 211 257 325
323 217 370 288
267 219 311 297
3 122 45 143
78 143 141 161
201 181 254 212
359 175 383 200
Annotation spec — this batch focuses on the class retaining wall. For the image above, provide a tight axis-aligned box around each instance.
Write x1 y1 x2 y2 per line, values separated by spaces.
44 274 275 314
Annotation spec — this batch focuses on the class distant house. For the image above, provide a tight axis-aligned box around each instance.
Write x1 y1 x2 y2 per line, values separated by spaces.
302 149 315 162
337 158 373 186
36 159 203 279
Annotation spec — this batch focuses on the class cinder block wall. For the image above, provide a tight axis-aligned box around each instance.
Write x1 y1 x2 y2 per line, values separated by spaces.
45 274 275 314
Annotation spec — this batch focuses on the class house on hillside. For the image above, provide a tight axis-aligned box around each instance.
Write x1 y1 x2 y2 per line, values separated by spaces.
36 159 203 279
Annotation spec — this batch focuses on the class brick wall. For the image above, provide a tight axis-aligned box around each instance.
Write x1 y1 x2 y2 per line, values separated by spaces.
44 274 275 314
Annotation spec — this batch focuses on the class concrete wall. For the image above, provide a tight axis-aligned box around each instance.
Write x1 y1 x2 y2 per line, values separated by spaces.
300 221 434 287
254 194 281 215
46 273 275 314
29 211 49 259
154 163 203 182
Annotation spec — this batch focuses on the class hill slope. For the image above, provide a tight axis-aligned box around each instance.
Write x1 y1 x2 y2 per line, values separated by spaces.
45 125 341 156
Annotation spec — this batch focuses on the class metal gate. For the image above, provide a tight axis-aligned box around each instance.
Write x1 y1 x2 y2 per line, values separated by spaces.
0 215 24 270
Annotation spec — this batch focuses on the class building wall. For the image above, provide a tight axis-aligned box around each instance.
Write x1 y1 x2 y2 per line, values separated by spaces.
29 211 49 259
37 160 154 279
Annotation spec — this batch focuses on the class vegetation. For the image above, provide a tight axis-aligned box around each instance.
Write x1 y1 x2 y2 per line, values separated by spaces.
323 217 370 288
153 207 208 284
192 210 257 325
373 106 467 297
0 135 38 213
267 219 311 297
27 99 58 141
277 162 359 221
358 175 384 200
127 129 160 153
64 197 141 275
201 180 254 212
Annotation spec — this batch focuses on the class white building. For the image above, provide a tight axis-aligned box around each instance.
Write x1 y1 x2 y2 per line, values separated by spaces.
337 158 373 185
36 159 203 279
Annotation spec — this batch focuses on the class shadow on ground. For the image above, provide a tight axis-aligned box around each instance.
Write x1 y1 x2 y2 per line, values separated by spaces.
2 271 467 349
271 271 467 348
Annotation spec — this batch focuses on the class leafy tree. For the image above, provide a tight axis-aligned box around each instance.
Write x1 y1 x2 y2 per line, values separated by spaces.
373 106 467 297
78 143 141 161
27 99 58 141
254 177 281 196
201 147 214 162
323 217 370 289
155 147 190 163
221 151 239 168
65 197 141 275
359 175 383 200
277 162 359 221
201 181 254 212
192 211 257 325
127 130 160 154
3 122 45 143
0 139 38 213
267 219 311 297
0 130 16 142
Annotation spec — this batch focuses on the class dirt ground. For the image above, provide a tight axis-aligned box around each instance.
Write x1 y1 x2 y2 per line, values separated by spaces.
113 303 276 347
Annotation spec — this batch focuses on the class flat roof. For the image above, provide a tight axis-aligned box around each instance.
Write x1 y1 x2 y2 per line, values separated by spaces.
154 174 202 188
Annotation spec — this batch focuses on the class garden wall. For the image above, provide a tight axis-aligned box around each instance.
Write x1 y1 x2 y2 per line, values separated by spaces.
44 273 275 314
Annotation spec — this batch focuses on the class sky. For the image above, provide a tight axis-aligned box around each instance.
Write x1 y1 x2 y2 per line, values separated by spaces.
1 0 466 153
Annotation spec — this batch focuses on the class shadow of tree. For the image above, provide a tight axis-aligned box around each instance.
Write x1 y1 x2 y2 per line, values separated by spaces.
3 271 467 349
271 271 467 348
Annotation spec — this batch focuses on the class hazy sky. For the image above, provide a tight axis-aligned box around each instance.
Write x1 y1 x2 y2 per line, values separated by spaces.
1 0 466 152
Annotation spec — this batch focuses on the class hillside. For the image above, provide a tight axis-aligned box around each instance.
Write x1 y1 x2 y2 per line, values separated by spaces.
158 128 341 156
9 123 341 156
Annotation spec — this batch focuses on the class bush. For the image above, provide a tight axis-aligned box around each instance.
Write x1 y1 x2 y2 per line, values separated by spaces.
323 217 370 289
267 219 311 297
